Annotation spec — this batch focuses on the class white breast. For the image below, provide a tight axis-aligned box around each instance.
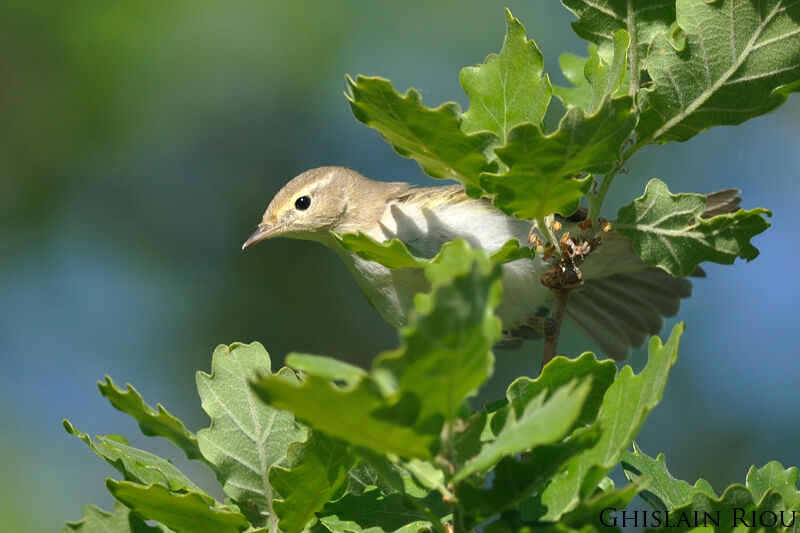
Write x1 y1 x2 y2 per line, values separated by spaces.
335 196 554 332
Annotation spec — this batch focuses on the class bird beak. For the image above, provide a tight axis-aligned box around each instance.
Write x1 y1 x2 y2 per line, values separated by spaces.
242 223 283 250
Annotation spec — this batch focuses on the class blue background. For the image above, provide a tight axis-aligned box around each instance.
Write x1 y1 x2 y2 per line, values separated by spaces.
1 2 798 529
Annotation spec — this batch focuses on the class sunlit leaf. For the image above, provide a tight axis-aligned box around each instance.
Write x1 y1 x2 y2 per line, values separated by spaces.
539 324 683 520
251 373 437 460
375 240 501 424
285 353 367 387
560 0 676 82
457 428 600 526
482 96 635 220
505 352 617 429
623 445 800 531
106 481 250 533
253 242 502 460
63 420 203 493
331 231 428 269
615 179 771 276
346 75 498 196
455 379 591 481
621 442 715 512
196 343 307 510
331 231 533 271
98 376 202 462
636 0 800 144
460 9 552 142
63 500 168 532
554 30 630 113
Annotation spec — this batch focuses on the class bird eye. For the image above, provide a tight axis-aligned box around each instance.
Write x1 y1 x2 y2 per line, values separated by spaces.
294 196 311 210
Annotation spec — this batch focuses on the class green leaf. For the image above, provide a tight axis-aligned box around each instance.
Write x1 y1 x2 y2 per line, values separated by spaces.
63 420 204 493
98 376 202 462
506 352 617 428
375 240 502 425
615 179 772 277
554 52 593 112
554 30 631 113
253 242 502 460
621 442 715 512
624 446 800 532
746 461 800 513
346 75 498 196
561 0 676 83
646 485 786 531
556 483 639 530
332 231 533 271
636 0 800 144
269 432 358 533
348 450 426 497
318 488 449 533
454 379 591 481
196 343 307 510
457 427 600 525
404 459 449 498
460 9 552 142
331 231 428 269
251 373 437 460
482 96 635 220
285 353 367 387
539 324 684 520
106 481 250 533
63 500 168 532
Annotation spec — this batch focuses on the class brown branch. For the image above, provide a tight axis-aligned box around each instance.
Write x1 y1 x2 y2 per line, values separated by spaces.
542 289 569 369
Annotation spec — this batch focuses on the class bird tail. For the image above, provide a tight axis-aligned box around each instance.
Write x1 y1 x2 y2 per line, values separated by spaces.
564 188 741 360
565 268 691 359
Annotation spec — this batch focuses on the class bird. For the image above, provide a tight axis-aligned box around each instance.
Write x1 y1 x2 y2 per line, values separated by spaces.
243 166 740 359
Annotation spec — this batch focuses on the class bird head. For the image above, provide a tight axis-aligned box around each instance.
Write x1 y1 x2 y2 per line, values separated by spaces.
243 166 365 249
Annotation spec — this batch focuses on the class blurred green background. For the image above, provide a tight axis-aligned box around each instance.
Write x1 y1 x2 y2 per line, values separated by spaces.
2 1 798 530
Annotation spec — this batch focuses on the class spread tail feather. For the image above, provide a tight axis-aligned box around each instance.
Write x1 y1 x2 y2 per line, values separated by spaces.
565 268 691 360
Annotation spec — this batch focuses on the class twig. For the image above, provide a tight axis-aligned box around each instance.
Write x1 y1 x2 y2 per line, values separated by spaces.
542 289 569 370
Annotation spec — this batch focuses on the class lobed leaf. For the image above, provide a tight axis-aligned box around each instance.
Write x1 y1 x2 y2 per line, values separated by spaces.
505 352 617 429
554 30 631 113
621 442 715 512
636 0 800 144
317 488 449 533
63 500 168 532
332 231 532 271
251 374 437 460
615 179 771 277
553 483 639 531
375 240 502 424
196 342 307 511
460 9 552 142
346 75 498 196
561 0 676 81
331 231 428 269
482 96 635 220
457 427 600 526
285 353 367 387
454 379 591 481
539 324 684 520
253 242 502 460
746 461 800 513
269 432 358 533
643 485 787 531
624 446 800 531
106 481 250 533
63 420 204 493
98 376 202 462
